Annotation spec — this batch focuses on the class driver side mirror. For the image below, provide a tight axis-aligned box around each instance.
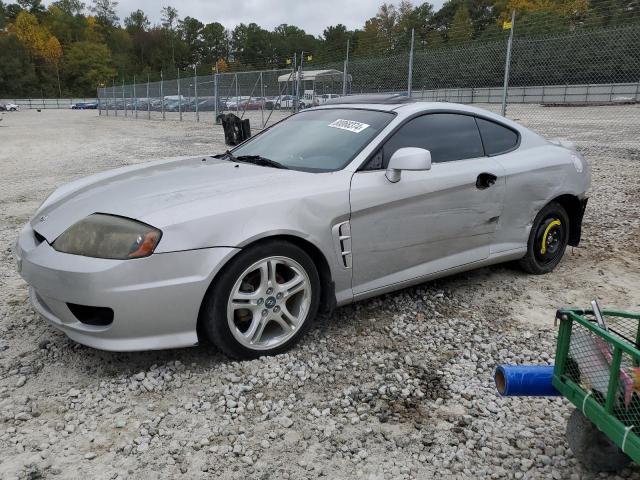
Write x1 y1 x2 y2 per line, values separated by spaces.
385 147 432 183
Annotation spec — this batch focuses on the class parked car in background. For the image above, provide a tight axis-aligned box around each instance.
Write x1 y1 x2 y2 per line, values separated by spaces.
1 103 20 111
223 96 250 110
163 95 186 112
133 98 151 111
71 102 98 110
149 98 163 111
274 93 325 110
318 94 341 105
300 90 318 109
275 95 295 109
16 96 590 359
262 97 275 110
242 97 271 110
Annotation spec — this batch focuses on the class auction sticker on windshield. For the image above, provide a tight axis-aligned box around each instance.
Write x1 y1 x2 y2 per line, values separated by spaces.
328 119 370 133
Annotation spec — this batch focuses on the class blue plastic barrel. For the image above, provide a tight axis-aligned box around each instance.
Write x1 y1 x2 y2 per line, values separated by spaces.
494 365 561 397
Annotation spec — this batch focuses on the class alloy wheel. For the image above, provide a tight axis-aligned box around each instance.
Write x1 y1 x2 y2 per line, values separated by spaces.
226 256 312 350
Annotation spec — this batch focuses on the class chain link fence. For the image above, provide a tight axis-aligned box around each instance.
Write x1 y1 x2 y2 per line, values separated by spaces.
0 98 98 109
505 24 640 151
99 69 295 127
97 22 640 139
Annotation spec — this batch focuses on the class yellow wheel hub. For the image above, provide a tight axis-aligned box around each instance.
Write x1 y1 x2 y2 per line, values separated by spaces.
540 219 561 254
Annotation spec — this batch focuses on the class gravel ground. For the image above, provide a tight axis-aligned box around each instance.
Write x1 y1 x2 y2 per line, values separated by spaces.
1 107 639 479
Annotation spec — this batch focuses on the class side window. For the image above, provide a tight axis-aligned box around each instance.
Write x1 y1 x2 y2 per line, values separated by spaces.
476 118 519 156
381 113 484 168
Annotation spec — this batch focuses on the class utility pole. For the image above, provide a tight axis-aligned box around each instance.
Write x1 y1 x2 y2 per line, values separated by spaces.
501 10 516 117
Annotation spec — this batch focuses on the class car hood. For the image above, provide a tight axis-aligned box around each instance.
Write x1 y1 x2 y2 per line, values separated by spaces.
31 156 308 242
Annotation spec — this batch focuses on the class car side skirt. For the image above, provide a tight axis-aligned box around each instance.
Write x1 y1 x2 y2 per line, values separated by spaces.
349 247 526 304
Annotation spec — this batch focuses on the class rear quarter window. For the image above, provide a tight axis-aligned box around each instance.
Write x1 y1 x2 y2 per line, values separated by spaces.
476 118 519 156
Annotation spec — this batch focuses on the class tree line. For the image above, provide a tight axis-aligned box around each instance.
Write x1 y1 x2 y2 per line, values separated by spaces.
0 0 637 97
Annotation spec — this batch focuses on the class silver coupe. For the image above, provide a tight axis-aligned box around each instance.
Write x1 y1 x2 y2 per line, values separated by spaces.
16 97 591 358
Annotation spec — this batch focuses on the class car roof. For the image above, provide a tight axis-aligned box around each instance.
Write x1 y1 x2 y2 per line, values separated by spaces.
312 99 519 126
324 93 414 106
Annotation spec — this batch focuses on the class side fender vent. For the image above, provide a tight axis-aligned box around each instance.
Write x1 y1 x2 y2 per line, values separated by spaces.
332 221 352 269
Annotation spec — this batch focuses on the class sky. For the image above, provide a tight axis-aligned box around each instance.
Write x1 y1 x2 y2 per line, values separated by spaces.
50 0 446 36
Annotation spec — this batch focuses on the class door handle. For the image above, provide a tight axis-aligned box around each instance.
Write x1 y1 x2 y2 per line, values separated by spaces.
476 172 498 190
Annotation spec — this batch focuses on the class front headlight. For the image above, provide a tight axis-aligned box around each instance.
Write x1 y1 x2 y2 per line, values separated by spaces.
52 214 162 260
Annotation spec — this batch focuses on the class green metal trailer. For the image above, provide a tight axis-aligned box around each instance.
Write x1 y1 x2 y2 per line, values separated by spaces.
554 307 640 470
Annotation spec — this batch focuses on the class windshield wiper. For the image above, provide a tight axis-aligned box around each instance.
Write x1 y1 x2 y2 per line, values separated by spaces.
212 150 237 162
212 151 288 169
234 155 289 170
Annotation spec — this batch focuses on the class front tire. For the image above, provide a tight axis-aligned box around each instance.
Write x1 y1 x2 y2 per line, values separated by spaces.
201 240 320 359
519 201 569 274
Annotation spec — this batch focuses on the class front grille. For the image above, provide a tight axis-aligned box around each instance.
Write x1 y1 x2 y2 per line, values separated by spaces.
66 303 114 326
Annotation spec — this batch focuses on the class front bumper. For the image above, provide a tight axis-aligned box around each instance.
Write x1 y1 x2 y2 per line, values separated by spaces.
16 223 239 351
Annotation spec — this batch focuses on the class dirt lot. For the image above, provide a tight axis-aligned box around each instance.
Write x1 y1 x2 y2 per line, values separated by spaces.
0 107 639 479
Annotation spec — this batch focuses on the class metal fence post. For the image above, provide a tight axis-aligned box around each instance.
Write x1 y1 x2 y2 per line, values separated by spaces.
147 74 150 120
161 70 165 120
260 71 265 127
296 52 304 113
235 73 239 114
194 66 199 122
122 78 127 117
408 29 415 98
214 66 219 123
343 39 350 96
178 69 182 121
97 89 101 115
133 75 137 119
292 53 297 102
501 10 516 117
123 78 127 117
113 79 117 117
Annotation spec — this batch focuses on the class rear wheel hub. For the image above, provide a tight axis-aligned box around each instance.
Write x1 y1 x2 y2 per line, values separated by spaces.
535 217 564 264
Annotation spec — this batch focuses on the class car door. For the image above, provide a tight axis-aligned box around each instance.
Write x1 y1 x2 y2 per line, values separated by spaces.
349 113 506 296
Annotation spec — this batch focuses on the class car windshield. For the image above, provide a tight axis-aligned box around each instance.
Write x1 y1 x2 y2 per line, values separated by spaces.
231 108 395 172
